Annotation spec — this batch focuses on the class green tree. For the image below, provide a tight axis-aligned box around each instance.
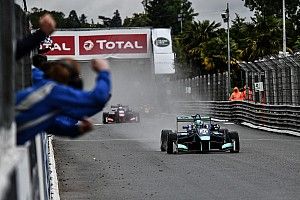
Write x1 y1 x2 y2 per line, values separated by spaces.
98 15 111 27
240 15 282 61
145 0 198 35
242 0 299 18
110 10 122 27
28 7 66 29
242 0 300 52
175 20 229 74
123 13 150 27
79 14 90 28
66 10 81 28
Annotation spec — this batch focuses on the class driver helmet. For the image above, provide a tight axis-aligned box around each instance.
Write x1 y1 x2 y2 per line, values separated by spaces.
194 119 203 127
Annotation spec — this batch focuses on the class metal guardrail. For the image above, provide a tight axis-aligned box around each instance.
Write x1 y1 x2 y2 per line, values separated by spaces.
176 101 300 133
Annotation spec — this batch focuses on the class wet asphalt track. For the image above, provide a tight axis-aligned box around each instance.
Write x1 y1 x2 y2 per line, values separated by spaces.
53 114 300 200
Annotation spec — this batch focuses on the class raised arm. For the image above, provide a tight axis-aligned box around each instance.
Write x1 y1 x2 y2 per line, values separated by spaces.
16 14 56 60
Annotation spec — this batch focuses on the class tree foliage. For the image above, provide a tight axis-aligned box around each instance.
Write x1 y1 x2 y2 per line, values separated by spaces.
123 13 150 27
145 0 198 35
111 10 122 27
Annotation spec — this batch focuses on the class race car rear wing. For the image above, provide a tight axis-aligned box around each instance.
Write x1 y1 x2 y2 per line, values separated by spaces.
176 115 211 131
176 115 211 122
176 116 194 122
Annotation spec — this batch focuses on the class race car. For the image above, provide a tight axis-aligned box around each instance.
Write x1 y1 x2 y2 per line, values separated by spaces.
102 104 140 124
160 114 240 154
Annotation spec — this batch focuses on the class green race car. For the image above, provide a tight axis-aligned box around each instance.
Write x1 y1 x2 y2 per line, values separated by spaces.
160 114 240 154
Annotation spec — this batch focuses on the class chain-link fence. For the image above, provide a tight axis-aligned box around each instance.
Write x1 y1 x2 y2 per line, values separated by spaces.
239 55 300 105
167 55 300 106
165 72 229 102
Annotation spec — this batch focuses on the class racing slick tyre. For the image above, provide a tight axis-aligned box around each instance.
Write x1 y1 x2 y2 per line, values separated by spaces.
160 130 171 151
219 128 231 143
167 133 177 154
228 131 240 153
102 112 109 124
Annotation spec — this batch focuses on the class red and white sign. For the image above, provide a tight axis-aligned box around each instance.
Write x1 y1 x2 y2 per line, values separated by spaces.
40 36 75 56
79 34 147 55
40 29 151 60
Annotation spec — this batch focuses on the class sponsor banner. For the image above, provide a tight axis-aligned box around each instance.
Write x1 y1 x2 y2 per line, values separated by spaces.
151 28 172 54
154 53 175 74
40 36 75 56
79 34 147 55
39 29 151 60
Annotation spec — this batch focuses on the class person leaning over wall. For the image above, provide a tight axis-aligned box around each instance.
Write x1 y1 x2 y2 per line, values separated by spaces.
16 13 56 60
16 59 111 145
31 56 93 140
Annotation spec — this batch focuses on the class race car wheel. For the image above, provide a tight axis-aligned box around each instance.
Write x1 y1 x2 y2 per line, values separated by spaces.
167 133 177 154
220 128 231 143
160 130 171 152
102 112 109 124
228 131 240 153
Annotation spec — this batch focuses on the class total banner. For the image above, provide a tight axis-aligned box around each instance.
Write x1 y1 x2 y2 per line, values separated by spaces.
39 29 151 60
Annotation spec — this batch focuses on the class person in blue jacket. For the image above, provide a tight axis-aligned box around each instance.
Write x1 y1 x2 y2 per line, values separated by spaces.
31 56 90 139
16 59 111 145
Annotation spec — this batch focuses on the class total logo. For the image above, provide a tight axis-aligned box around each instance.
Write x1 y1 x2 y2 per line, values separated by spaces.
83 40 94 51
83 40 143 51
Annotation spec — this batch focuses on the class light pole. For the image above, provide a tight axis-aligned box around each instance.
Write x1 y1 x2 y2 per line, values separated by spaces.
178 13 183 33
283 0 286 56
221 3 231 97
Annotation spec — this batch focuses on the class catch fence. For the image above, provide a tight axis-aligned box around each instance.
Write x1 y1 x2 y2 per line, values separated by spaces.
169 55 300 106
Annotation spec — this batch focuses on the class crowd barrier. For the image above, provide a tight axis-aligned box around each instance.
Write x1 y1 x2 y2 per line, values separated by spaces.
176 101 300 133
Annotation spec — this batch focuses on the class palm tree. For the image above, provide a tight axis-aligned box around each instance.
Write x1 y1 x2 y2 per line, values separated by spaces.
179 20 225 73
241 15 282 61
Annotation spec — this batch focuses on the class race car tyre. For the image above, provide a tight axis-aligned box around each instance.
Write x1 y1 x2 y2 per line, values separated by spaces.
160 130 171 151
102 112 109 124
220 129 231 143
167 133 177 154
228 131 240 153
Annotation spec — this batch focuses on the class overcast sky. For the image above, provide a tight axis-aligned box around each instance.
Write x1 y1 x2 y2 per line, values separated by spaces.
18 0 253 24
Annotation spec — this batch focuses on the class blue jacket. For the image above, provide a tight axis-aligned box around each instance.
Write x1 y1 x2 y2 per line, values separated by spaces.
32 67 45 85
32 67 83 138
16 71 111 145
46 116 80 137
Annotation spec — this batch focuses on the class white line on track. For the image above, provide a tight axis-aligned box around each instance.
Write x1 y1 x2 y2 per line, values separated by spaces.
241 138 298 141
93 123 103 126
59 138 156 142
223 122 235 125
242 122 300 137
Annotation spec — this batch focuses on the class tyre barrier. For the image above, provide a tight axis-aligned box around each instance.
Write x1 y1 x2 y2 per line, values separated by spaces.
175 101 300 134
